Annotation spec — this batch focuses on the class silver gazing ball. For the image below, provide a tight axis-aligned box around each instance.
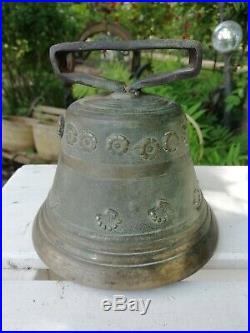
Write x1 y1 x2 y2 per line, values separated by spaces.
212 20 243 53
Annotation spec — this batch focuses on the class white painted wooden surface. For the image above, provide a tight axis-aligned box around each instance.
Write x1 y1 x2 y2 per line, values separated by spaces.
3 275 248 331
2 165 248 331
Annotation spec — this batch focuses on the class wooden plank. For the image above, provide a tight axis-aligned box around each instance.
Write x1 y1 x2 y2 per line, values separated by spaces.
2 165 248 270
32 105 66 123
33 105 66 117
2 150 46 165
3 277 248 331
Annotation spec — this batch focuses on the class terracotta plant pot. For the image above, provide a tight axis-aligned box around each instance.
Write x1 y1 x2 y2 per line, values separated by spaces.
2 116 35 152
33 122 60 161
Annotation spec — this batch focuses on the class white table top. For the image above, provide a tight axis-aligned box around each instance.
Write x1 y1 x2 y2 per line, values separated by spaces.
3 273 247 331
2 165 248 331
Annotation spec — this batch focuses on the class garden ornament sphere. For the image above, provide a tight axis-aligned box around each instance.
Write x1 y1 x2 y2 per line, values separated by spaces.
32 39 218 289
212 20 243 54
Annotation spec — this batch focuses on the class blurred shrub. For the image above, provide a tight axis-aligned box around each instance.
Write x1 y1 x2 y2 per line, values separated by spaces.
3 2 247 116
70 2 247 59
2 3 79 114
145 59 247 165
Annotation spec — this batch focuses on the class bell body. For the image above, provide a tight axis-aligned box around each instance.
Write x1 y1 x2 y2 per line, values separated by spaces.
33 92 217 289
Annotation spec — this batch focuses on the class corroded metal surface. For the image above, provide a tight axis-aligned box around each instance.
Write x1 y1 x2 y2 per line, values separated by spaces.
33 39 218 290
50 39 202 92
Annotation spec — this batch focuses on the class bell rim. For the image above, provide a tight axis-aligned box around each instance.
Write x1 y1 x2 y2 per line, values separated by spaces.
34 199 212 265
32 207 218 290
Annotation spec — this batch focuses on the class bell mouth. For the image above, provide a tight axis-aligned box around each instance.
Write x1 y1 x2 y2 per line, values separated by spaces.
32 202 218 290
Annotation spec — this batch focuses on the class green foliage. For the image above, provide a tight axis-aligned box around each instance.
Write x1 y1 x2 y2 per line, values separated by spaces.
68 2 247 59
3 2 247 114
72 85 98 100
226 72 248 112
72 60 131 99
3 3 78 70
183 103 205 163
181 104 247 166
2 3 78 114
101 60 131 83
145 59 223 107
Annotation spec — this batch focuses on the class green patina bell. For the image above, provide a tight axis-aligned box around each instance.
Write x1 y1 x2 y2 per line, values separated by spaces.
32 39 218 289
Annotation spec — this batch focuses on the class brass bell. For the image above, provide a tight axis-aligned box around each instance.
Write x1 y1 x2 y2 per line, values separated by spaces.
33 39 218 289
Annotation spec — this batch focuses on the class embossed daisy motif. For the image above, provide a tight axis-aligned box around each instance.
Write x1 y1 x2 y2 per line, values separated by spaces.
79 129 97 152
106 134 129 155
96 209 122 232
193 188 203 209
162 131 179 152
134 137 160 160
65 123 78 145
148 199 174 224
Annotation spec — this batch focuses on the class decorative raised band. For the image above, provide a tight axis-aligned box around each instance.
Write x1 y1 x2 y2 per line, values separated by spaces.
61 152 170 179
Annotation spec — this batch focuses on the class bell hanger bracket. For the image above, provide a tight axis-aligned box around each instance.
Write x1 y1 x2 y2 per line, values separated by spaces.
50 39 202 94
